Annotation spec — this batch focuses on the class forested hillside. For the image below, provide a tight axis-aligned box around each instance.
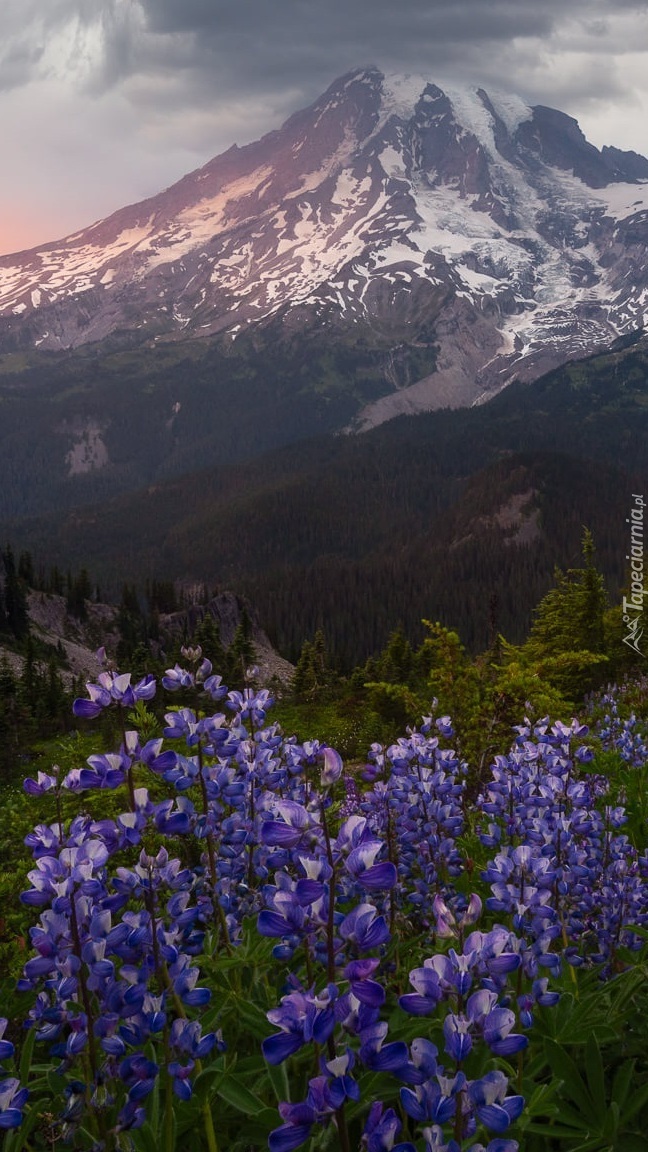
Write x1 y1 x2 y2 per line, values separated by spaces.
2 335 646 664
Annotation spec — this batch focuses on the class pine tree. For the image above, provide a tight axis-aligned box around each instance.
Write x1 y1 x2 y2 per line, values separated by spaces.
0 656 18 765
18 551 34 586
48 566 65 596
193 611 226 673
515 529 608 698
293 640 317 699
117 584 146 665
1 545 29 639
227 605 255 687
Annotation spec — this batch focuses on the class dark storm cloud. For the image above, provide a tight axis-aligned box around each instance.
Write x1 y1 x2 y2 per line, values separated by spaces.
133 0 646 88
3 0 644 105
94 0 648 143
0 0 646 254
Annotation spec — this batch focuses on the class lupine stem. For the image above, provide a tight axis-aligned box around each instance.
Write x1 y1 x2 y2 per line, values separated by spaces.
320 802 337 984
453 1068 465 1147
319 798 350 1152
247 711 258 888
196 738 232 953
304 936 314 988
324 1029 350 1152
145 871 175 1152
247 769 256 887
202 1100 219 1152
140 844 220 1152
117 703 136 811
386 802 398 949
68 885 110 1148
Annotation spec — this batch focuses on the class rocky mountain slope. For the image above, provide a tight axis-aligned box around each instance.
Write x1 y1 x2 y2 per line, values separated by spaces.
1 68 647 420
0 591 293 687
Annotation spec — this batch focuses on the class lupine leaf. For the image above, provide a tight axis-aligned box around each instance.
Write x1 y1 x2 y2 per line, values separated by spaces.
623 1081 648 1122
132 1123 163 1152
17 1028 35 1087
611 1059 636 1112
609 1137 648 1152
584 1034 606 1126
233 1106 281 1141
524 1121 598 1138
264 1058 291 1104
216 1076 267 1114
1 1104 42 1152
549 1100 598 1131
46 1069 66 1097
193 1065 225 1103
233 998 275 1039
543 1040 599 1126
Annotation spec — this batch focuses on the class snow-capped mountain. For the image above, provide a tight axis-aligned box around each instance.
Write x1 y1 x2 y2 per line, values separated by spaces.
1 67 648 419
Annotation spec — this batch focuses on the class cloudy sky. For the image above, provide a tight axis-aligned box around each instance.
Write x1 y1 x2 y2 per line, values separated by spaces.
1 0 647 255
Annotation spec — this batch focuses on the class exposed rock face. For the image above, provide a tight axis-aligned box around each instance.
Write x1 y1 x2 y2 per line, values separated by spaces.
0 68 647 420
160 592 294 686
0 591 292 687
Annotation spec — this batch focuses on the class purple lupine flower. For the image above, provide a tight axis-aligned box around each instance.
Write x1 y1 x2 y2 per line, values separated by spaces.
432 894 482 939
23 771 58 796
321 747 344 788
119 1053 158 1102
262 802 322 851
344 959 385 1007
321 1048 360 1108
268 1102 316 1152
168 1059 194 1100
443 1014 473 1062
269 1074 343 1151
399 965 443 1017
419 1126 461 1152
258 892 307 939
203 673 228 700
73 671 155 718
339 904 390 951
400 1075 461 1124
263 988 337 1065
362 1100 417 1151
227 688 273 726
468 1072 524 1132
436 717 454 738
359 1022 410 1073
0 1021 14 1067
345 840 398 891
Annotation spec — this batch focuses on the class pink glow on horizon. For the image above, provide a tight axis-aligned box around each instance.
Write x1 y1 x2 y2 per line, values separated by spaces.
0 201 80 258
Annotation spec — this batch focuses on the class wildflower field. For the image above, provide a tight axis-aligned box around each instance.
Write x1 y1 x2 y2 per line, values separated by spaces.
0 652 647 1151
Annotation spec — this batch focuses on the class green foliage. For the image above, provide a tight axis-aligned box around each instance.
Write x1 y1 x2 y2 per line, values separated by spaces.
192 612 225 671
516 529 609 698
519 963 648 1150
65 566 93 620
273 694 394 759
225 605 256 688
357 620 573 772
292 630 335 700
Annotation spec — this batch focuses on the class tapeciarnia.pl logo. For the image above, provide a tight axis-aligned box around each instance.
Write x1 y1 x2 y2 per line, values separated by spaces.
623 494 645 657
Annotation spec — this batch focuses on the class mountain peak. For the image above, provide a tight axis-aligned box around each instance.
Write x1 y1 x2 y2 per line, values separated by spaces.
0 68 647 423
